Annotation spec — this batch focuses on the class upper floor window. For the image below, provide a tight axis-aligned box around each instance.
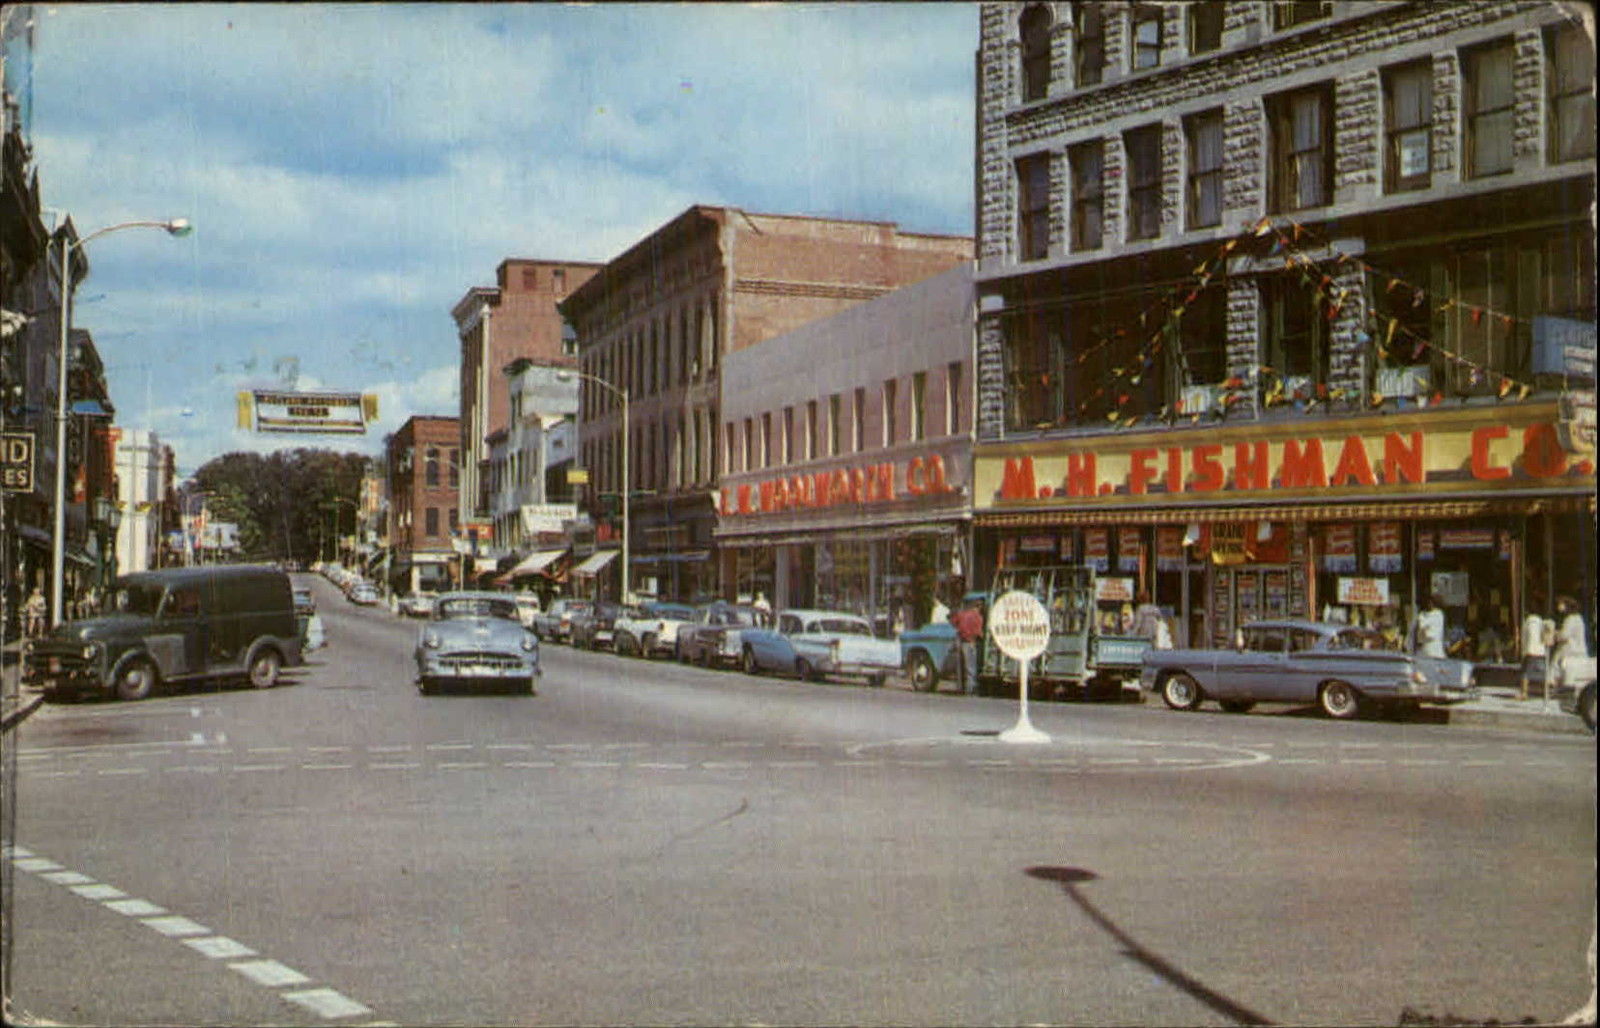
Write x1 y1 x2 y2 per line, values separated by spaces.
782 406 794 464
1269 84 1333 212
425 448 440 487
1464 40 1514 178
1264 273 1329 389
1188 1 1224 55
882 379 899 447
761 412 773 468
1075 3 1104 88
945 361 963 435
911 371 927 442
425 506 440 536
1125 125 1163 241
1547 25 1596 164
1070 140 1105 251
853 387 866 453
829 394 842 456
448 449 459 487
1020 4 1053 102
1272 1 1329 31
1186 110 1224 228
1131 5 1163 70
1384 61 1433 192
806 400 819 460
742 417 754 472
1017 153 1052 261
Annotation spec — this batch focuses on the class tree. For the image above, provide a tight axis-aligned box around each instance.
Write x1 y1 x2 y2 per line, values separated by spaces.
188 448 370 562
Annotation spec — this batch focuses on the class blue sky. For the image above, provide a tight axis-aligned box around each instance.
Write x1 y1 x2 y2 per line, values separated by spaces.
26 2 977 475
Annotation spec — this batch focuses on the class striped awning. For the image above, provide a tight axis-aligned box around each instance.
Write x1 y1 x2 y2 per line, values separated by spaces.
975 493 1594 528
572 549 619 577
502 548 566 579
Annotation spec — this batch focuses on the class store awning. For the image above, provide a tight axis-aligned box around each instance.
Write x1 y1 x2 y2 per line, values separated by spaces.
572 549 620 577
501 548 566 580
974 493 1595 528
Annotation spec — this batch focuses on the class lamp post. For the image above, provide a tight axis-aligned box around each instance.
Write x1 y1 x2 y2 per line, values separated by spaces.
51 217 191 626
557 370 629 601
323 497 358 568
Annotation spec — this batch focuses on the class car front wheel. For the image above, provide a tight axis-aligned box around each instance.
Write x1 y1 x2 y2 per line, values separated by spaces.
1319 680 1361 720
113 658 158 702
907 652 938 692
1578 684 1595 733
796 658 817 682
742 648 760 675
641 634 657 659
1161 672 1202 711
248 649 281 689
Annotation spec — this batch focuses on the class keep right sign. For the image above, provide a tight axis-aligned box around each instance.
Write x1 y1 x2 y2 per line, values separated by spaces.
988 590 1050 662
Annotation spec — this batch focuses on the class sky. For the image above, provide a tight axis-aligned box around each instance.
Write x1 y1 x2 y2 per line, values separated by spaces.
23 2 978 477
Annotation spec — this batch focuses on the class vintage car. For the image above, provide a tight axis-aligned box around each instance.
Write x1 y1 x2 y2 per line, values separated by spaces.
677 603 771 668
348 583 380 606
1141 619 1477 719
569 601 635 651
414 591 540 696
531 598 594 644
1552 655 1597 733
398 591 437 618
292 585 326 653
898 591 990 692
614 601 696 658
738 609 901 687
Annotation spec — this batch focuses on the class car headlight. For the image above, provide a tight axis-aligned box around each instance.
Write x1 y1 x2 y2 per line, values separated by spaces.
522 636 536 651
81 642 101 660
1411 669 1428 685
423 633 441 649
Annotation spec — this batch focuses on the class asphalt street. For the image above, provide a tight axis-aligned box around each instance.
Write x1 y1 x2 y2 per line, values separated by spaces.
3 575 1594 1027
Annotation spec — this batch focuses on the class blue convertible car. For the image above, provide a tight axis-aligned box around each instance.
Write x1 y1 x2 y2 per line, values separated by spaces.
738 609 902 687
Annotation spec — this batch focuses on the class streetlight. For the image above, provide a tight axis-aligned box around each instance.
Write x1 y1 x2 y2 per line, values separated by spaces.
556 369 630 601
323 497 359 567
51 217 192 626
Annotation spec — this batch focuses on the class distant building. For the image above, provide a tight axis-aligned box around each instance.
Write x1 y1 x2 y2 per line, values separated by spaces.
487 357 579 560
113 429 164 574
972 1 1595 649
560 205 974 602
385 414 461 595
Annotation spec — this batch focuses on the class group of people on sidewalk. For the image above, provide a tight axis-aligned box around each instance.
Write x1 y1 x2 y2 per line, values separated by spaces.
19 585 103 639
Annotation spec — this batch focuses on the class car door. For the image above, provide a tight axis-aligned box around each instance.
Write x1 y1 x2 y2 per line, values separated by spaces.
156 584 207 680
1230 625 1289 700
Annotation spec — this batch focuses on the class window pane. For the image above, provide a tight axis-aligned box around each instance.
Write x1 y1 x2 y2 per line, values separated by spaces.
1472 109 1514 175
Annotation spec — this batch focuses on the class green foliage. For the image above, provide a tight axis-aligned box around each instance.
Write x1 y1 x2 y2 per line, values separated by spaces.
189 448 370 562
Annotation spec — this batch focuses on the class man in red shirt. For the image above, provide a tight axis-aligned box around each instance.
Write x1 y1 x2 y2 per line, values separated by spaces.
950 598 985 696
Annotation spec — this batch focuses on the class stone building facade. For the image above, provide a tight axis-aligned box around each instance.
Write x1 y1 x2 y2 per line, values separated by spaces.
973 1 1594 652
384 414 462 595
559 205 973 602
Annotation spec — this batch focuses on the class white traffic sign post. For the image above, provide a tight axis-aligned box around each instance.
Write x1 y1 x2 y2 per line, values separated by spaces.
988 590 1052 744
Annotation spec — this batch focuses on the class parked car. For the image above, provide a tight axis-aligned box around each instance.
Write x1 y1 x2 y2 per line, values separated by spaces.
677 603 771 668
1141 619 1477 719
23 565 304 701
569 601 635 651
739 609 902 686
614 601 696 658
398 591 437 618
414 591 540 696
513 593 542 629
898 591 989 692
1552 655 1597 733
292 585 326 653
531 598 594 644
349 583 380 606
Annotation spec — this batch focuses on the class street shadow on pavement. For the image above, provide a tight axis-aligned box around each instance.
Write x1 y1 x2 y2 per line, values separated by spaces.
36 670 309 705
1025 865 1277 1027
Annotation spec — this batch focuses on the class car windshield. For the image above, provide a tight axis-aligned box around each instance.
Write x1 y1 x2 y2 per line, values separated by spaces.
717 608 759 626
437 597 518 621
815 618 871 635
105 583 165 616
1334 628 1399 651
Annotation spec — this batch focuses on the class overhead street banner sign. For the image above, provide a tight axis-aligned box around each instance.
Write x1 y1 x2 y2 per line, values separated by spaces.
2 431 35 492
240 391 377 435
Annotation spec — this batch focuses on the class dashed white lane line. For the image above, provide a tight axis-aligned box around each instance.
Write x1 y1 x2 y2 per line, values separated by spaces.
370 762 421 770
302 763 354 771
1340 758 1387 765
424 742 473 751
485 743 534 751
236 764 285 773
1277 758 1325 765
11 846 379 1022
504 761 556 769
437 762 488 770
570 761 621 769
98 767 148 776
639 762 691 770
367 745 412 753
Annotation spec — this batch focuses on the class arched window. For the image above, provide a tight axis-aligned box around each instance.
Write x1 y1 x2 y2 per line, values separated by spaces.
1020 5 1053 102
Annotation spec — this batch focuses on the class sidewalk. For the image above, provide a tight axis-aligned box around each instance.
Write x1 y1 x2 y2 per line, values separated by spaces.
1439 684 1591 736
1 639 41 734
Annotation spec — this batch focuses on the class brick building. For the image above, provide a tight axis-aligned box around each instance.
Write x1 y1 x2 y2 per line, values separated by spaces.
559 205 973 603
452 258 601 535
384 414 461 595
973 2 1594 650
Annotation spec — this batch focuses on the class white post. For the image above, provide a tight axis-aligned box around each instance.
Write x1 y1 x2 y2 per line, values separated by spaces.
49 237 72 626
999 655 1051 744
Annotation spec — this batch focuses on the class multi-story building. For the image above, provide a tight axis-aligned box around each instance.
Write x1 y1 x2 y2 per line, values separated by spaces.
384 414 461 595
560 205 974 603
717 262 976 631
452 258 601 535
486 356 579 561
972 1 1594 649
112 428 164 574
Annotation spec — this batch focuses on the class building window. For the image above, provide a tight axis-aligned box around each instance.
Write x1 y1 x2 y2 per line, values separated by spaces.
1272 1 1329 31
552 268 566 293
1017 153 1052 261
1384 61 1433 192
425 507 439 536
882 379 898 447
521 268 537 290
911 372 927 442
1020 4 1053 102
1464 40 1514 178
1178 282 1228 386
560 321 578 357
1075 2 1104 88
1547 25 1596 164
945 361 963 435
1070 140 1105 251
1186 109 1224 228
1264 274 1329 390
724 421 736 476
743 417 754 472
448 449 459 487
853 387 866 453
448 507 459 533
1269 84 1333 212
806 400 818 460
761 412 773 468
426 448 440 487
1125 125 1162 241
829 394 842 456
1188 0 1223 55
1131 5 1162 70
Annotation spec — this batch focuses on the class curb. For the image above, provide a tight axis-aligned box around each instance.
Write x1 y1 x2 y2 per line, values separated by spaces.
1442 705 1590 736
1 693 44 734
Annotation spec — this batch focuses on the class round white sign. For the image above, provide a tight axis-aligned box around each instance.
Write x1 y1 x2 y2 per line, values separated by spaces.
988 590 1051 661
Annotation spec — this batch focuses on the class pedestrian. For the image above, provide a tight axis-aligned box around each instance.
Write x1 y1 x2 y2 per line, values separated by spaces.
950 597 984 696
1549 595 1591 692
929 591 951 628
23 586 47 638
1408 594 1446 658
1130 591 1163 641
752 590 772 619
1519 596 1555 701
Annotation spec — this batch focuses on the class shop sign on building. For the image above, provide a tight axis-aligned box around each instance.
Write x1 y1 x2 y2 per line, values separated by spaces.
719 451 961 517
241 391 377 435
2 431 34 492
1155 526 1185 571
1116 530 1141 572
1336 577 1391 606
1082 527 1109 570
1094 576 1135 603
1322 525 1358 573
977 405 1593 510
1368 522 1403 573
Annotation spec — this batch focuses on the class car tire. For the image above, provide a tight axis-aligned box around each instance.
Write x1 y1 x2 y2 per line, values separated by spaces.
641 634 657 659
796 658 817 682
1160 672 1203 711
1218 699 1256 714
113 658 158 702
868 673 887 689
1318 680 1361 720
1579 683 1596 733
526 677 538 696
742 648 760 675
248 649 281 689
418 677 435 696
908 652 938 692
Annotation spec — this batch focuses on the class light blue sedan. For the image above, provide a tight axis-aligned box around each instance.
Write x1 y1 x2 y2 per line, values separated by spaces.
738 609 902 687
